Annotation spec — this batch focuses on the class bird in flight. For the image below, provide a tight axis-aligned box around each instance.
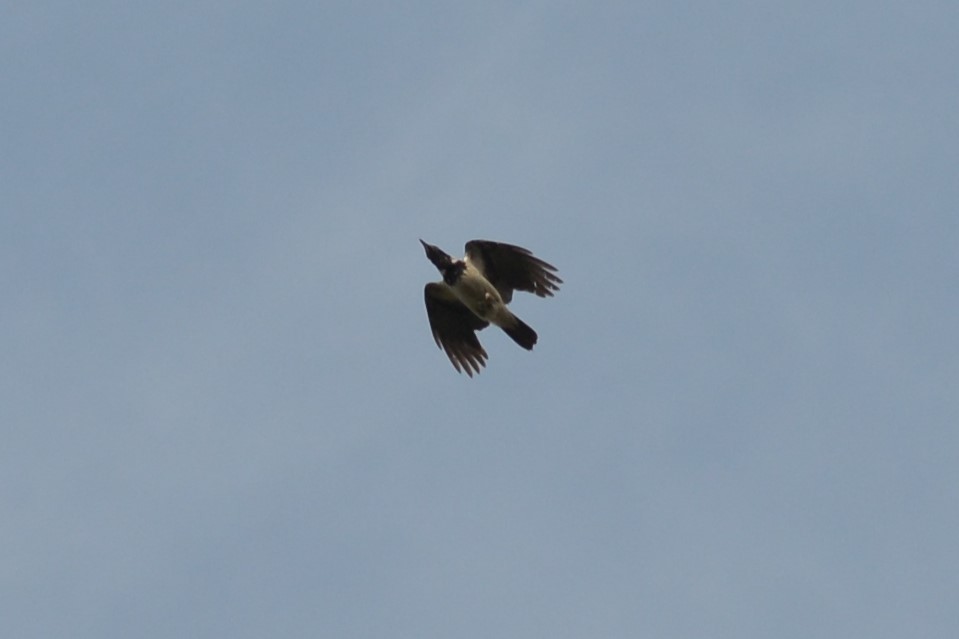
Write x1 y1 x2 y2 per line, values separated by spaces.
420 239 562 376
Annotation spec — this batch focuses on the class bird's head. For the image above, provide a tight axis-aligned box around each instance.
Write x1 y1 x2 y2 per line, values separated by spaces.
420 239 452 271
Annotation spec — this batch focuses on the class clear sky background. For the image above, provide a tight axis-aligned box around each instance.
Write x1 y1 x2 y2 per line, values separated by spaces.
3 2 957 637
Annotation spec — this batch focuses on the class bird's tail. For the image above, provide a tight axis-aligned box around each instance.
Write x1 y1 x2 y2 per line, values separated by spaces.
502 315 538 350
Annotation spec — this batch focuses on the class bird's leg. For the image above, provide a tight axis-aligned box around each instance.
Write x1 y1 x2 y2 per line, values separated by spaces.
471 291 496 319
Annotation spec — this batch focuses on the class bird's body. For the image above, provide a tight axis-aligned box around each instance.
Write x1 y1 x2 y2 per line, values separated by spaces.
449 262 508 324
420 239 562 376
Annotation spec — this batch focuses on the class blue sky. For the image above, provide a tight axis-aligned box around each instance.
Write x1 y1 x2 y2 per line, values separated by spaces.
3 2 958 637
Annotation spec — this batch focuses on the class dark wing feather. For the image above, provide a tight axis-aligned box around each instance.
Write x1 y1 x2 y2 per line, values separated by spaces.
464 240 562 303
424 282 489 377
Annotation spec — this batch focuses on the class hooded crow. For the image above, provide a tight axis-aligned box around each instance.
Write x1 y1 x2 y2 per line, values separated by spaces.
420 239 562 376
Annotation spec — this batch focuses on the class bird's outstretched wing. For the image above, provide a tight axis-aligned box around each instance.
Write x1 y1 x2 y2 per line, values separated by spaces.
424 282 490 376
464 240 563 303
